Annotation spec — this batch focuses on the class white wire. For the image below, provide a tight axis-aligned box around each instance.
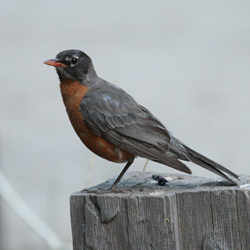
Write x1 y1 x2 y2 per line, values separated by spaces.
0 169 72 250
86 153 96 187
142 159 149 171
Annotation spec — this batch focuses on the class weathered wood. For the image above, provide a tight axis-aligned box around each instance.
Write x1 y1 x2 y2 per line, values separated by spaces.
70 172 250 250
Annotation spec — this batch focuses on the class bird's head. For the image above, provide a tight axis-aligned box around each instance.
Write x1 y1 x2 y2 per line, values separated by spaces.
44 49 96 83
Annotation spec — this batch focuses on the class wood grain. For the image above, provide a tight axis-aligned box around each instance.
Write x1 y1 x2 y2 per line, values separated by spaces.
70 172 250 250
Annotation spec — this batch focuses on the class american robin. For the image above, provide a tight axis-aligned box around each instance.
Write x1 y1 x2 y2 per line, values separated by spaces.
44 49 239 191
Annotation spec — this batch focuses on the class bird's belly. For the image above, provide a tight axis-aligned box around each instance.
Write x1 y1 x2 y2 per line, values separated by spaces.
60 81 134 163
71 114 133 163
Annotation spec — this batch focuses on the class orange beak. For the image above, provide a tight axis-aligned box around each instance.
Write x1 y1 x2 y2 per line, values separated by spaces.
44 59 66 67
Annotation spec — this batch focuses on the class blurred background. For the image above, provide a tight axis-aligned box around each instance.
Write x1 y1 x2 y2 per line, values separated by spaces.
1 1 250 249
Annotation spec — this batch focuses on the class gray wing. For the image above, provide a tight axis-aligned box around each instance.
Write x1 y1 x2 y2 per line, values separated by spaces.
80 81 191 174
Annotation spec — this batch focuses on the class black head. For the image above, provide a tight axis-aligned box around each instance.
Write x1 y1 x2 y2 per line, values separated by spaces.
44 49 96 82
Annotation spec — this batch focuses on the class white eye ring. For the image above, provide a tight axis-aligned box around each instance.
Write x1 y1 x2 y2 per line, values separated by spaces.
72 57 78 64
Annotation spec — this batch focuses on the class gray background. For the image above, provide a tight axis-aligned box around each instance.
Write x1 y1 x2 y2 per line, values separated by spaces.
1 1 250 249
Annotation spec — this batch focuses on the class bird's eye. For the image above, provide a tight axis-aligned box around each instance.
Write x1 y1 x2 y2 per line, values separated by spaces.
71 57 78 64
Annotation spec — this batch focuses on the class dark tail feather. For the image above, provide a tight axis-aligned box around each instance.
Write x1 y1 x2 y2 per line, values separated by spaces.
154 157 192 174
183 145 239 185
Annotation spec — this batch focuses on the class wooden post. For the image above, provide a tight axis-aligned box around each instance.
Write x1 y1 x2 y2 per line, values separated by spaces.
70 172 250 250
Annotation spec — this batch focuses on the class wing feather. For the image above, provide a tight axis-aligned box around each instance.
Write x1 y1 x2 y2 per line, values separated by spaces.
80 81 191 174
80 82 171 149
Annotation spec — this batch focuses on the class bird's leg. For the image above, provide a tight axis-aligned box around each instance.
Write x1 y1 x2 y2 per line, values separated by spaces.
84 159 134 193
108 159 134 192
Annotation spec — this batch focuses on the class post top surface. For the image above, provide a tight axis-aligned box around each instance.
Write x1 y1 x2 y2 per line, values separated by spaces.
72 172 250 197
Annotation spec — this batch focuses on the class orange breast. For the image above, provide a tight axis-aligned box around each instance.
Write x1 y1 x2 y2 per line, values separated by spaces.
60 80 134 163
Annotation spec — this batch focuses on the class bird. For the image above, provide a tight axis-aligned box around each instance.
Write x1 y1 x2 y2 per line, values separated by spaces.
44 49 239 191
